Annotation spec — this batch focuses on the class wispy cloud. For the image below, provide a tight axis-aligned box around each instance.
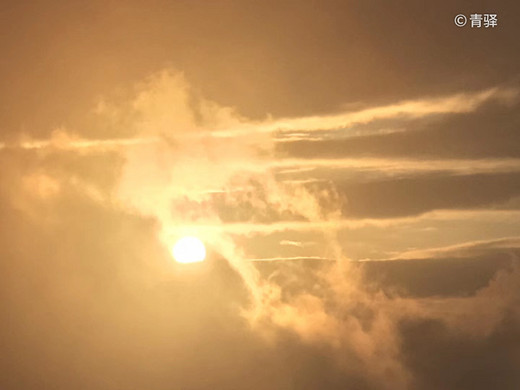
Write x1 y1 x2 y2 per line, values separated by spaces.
210 86 518 138
274 157 520 177
279 240 316 248
249 256 333 262
0 132 158 151
163 210 520 237
390 236 520 260
2 85 517 152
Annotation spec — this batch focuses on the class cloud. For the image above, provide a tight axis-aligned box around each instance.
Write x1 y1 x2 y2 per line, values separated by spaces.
86 70 348 308
1 68 519 390
277 99 520 159
2 0 520 387
158 209 520 240
251 256 333 262
280 240 316 248
392 236 520 260
334 171 520 218
251 251 520 388
171 85 518 139
274 157 520 179
270 87 517 138
399 310 520 390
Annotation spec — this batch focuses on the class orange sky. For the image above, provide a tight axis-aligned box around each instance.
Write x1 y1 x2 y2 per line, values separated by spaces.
1 1 519 389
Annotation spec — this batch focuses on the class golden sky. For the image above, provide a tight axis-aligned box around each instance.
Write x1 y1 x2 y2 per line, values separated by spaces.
1 1 520 389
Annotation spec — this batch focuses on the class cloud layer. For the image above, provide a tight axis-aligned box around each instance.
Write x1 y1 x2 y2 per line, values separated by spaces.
1 64 519 390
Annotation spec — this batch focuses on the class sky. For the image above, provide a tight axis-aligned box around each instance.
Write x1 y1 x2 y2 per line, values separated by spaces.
1 1 520 389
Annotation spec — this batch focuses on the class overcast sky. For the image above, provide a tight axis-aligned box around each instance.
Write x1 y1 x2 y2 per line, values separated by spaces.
1 1 519 389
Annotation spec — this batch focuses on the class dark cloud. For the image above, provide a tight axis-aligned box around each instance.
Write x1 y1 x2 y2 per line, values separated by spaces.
1 1 519 136
333 171 520 218
361 252 516 298
400 313 520 390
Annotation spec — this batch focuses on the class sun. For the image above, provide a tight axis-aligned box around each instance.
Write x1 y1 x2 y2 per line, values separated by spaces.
172 236 206 264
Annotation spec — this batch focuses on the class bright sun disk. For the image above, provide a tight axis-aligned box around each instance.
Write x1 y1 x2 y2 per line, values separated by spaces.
172 236 206 264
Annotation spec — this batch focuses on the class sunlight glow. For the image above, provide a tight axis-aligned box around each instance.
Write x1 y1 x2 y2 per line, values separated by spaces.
172 236 206 264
